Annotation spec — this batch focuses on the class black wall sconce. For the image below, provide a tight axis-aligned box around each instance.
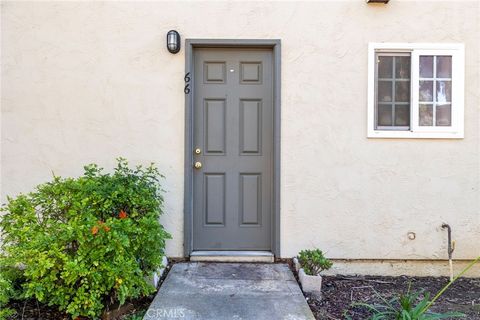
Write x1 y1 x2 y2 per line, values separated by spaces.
167 30 181 54
366 0 389 3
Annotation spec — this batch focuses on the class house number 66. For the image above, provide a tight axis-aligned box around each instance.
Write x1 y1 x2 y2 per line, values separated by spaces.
184 72 191 94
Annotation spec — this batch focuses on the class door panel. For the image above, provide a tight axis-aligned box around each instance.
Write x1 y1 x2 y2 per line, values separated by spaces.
193 48 273 250
204 174 225 225
204 99 226 154
240 173 261 226
240 99 262 154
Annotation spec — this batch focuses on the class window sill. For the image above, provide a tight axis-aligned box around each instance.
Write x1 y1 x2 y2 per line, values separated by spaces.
367 130 464 139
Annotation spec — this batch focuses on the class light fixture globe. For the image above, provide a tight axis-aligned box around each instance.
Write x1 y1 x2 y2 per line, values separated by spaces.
167 30 181 54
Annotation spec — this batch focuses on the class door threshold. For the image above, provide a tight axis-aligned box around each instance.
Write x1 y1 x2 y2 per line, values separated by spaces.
190 251 274 263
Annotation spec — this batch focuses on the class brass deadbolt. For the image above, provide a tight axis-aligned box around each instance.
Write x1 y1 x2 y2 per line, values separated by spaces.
194 148 201 155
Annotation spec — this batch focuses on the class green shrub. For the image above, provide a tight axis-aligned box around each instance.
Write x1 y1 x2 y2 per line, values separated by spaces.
0 158 171 319
297 249 332 276
0 272 15 320
124 311 146 320
0 259 23 320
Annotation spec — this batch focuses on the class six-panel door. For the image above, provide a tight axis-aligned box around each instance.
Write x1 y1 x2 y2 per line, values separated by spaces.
193 48 273 250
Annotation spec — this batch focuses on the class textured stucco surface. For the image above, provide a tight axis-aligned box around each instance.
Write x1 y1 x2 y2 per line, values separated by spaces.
326 260 479 278
1 1 479 273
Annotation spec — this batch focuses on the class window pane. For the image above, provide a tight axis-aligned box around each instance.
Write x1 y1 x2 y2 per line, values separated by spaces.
395 81 410 102
395 104 410 126
436 104 452 126
419 104 433 126
420 56 434 78
419 81 434 102
418 55 453 128
436 81 451 103
436 56 452 78
378 81 393 102
395 56 410 79
378 105 393 126
375 54 411 130
378 56 393 78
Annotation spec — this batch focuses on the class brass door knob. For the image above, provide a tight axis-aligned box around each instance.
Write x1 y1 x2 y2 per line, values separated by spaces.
194 148 201 155
194 161 202 169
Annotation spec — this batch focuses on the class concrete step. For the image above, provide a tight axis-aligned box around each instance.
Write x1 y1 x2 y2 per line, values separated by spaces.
143 262 314 320
190 251 274 263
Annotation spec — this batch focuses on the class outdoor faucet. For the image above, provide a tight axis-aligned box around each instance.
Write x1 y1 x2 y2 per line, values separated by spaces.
441 223 456 281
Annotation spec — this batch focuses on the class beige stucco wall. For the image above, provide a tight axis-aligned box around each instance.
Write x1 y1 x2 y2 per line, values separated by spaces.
1 1 479 274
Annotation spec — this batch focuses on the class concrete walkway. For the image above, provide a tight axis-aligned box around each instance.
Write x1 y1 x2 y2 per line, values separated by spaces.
143 262 315 320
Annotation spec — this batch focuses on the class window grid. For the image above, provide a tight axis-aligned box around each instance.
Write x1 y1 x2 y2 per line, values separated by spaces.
419 56 452 127
368 43 464 139
375 54 410 130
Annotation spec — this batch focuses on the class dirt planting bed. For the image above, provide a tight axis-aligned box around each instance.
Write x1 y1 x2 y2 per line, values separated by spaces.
304 275 480 319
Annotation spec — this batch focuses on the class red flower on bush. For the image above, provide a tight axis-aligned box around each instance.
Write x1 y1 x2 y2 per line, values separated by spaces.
91 221 110 235
96 220 110 232
119 210 128 219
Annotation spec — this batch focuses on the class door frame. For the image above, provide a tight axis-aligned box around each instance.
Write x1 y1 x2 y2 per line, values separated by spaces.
184 39 281 256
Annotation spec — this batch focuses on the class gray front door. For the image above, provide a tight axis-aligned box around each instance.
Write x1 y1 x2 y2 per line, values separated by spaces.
193 48 273 250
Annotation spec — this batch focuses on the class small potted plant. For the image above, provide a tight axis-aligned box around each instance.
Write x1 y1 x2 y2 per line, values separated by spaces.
294 249 332 298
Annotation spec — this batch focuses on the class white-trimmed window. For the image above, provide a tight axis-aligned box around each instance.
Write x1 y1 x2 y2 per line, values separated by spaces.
368 43 464 138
